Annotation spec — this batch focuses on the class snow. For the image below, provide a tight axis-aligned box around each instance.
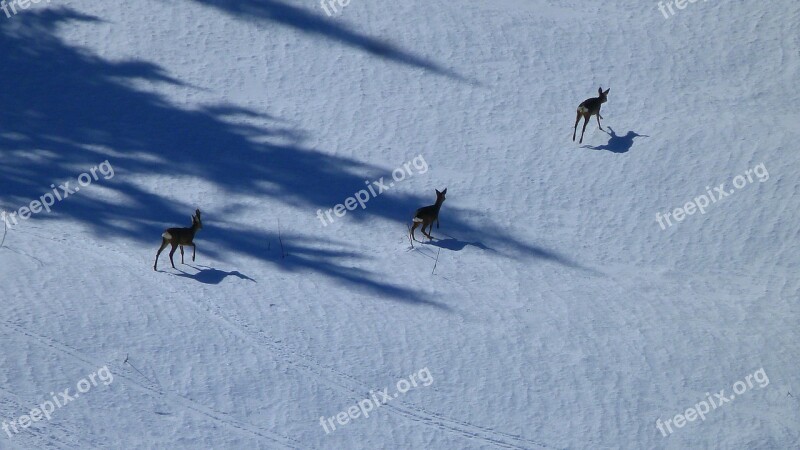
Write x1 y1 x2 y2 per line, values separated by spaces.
0 0 798 448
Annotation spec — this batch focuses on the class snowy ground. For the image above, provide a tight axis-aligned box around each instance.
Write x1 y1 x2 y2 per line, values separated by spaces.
0 0 798 449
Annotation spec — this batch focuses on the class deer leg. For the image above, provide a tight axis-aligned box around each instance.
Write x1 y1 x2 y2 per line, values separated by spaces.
410 222 420 242
573 110 582 141
168 244 178 269
423 222 433 239
180 245 184 264
580 114 590 144
596 113 604 131
154 239 169 271
191 243 196 262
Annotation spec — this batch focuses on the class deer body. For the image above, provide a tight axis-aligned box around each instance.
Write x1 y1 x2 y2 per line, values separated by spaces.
410 188 447 242
573 87 610 144
154 209 202 271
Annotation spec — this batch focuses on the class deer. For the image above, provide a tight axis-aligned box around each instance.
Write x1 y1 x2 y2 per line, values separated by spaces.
409 188 446 242
573 87 610 144
154 209 202 271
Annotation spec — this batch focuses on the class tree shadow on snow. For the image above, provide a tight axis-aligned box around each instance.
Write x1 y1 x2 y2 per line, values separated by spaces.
0 9 590 309
582 127 648 154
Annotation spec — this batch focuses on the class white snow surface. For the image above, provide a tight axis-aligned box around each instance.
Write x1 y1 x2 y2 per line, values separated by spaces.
0 0 798 449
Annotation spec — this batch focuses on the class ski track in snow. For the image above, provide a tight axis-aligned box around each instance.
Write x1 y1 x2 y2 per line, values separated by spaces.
2 230 552 448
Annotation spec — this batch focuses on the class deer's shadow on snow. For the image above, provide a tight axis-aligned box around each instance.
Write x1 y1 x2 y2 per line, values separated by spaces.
171 265 256 284
582 127 648 153
426 237 494 252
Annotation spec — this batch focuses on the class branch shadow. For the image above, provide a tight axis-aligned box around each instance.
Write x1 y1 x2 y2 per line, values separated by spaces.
185 0 468 81
581 127 649 154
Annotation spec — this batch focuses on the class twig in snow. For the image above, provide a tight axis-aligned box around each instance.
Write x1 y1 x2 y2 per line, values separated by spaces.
124 354 155 385
278 220 286 259
0 214 7 249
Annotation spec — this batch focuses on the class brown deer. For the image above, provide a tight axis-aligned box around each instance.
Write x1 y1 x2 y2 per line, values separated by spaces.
410 188 446 242
573 87 610 144
154 209 202 271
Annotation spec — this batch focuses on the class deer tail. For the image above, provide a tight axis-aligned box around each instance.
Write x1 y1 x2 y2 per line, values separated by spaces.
162 232 172 239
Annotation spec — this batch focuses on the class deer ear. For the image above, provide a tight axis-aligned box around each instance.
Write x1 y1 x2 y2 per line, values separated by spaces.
598 87 603 95
442 188 447 195
435 189 441 195
604 88 610 95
